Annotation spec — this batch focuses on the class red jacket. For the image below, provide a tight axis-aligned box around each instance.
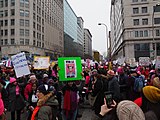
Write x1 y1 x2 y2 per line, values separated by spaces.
24 83 33 101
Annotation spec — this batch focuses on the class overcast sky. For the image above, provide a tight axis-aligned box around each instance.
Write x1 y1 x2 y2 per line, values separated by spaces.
67 0 111 55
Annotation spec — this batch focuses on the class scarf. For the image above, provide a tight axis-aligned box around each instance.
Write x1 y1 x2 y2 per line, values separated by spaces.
63 90 71 117
31 106 40 120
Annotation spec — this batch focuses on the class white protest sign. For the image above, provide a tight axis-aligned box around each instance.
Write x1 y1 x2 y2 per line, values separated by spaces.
11 52 30 78
139 57 150 66
155 56 160 69
33 56 50 69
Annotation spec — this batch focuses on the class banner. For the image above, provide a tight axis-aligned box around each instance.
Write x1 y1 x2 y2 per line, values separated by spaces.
58 57 82 81
33 56 50 69
11 52 30 78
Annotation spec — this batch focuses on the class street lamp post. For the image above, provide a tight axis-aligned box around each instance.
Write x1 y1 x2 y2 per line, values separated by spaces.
98 23 109 58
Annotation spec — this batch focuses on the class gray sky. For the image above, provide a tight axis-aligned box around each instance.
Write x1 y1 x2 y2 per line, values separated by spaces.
67 0 111 55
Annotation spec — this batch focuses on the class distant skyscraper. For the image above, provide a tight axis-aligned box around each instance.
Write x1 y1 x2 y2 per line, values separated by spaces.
0 0 64 60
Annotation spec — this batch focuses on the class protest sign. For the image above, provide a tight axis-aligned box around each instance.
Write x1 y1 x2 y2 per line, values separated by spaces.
33 56 50 69
58 57 82 81
139 57 150 66
11 52 30 78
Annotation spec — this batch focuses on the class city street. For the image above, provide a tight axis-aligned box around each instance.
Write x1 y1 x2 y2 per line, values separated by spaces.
5 101 94 120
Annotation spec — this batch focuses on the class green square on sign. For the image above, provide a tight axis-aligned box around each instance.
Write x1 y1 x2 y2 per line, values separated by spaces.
58 57 82 81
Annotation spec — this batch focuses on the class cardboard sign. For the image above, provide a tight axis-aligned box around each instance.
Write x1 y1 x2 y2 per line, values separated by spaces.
33 56 50 69
58 57 82 81
11 52 30 78
139 57 150 66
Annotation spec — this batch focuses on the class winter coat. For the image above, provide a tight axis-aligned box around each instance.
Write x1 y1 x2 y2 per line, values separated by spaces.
6 83 26 112
108 76 120 102
32 92 59 120
24 82 33 101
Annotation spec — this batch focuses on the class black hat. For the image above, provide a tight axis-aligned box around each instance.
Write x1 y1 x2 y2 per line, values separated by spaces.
37 84 52 95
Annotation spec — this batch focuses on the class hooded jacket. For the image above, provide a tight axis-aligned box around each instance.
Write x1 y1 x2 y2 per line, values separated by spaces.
31 92 58 120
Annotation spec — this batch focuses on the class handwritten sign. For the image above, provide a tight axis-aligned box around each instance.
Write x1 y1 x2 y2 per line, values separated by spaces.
33 56 50 69
11 52 30 78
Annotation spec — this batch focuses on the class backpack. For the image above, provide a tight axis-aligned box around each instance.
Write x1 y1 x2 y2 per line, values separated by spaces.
133 76 144 92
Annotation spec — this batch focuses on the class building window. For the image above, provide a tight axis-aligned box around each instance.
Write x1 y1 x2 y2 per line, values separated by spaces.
0 20 3 26
25 39 29 45
33 13 35 20
25 10 29 17
156 29 160 36
11 9 15 16
5 0 8 7
25 20 29 26
154 5 160 12
11 19 15 25
142 7 147 13
135 31 139 37
4 20 8 26
20 9 24 16
11 0 15 6
132 0 138 2
133 19 139 25
33 22 35 28
0 30 3 36
33 31 35 38
11 39 15 45
20 19 24 26
4 10 8 16
33 3 35 11
140 31 143 37
0 11 3 17
4 29 7 36
20 38 24 45
133 8 139 14
20 29 24 36
144 30 148 37
142 18 148 25
4 39 8 45
11 29 15 35
154 18 160 24
25 29 29 36
0 0 3 8
141 0 147 1
33 40 36 46
1 39 3 45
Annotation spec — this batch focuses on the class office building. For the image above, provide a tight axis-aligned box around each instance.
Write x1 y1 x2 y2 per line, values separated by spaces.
0 0 64 60
110 0 160 61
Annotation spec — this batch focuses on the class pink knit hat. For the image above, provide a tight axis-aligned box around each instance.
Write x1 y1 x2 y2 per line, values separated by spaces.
0 93 4 116
10 77 16 83
117 100 145 120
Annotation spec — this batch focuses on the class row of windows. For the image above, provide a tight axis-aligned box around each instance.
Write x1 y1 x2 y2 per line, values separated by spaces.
133 18 160 25
33 31 44 40
0 29 29 36
0 19 15 26
20 19 29 26
0 0 15 8
20 0 29 8
0 9 15 17
33 40 44 48
0 39 15 45
0 29 14 36
133 18 148 25
20 10 29 17
133 6 160 14
132 0 147 2
134 30 148 37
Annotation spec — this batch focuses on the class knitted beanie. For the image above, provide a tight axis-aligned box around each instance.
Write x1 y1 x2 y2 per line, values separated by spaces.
143 86 160 103
152 77 160 89
10 77 16 83
116 100 145 120
37 84 52 95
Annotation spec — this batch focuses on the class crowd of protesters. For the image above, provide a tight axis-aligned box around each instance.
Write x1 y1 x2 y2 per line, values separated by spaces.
0 61 159 120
